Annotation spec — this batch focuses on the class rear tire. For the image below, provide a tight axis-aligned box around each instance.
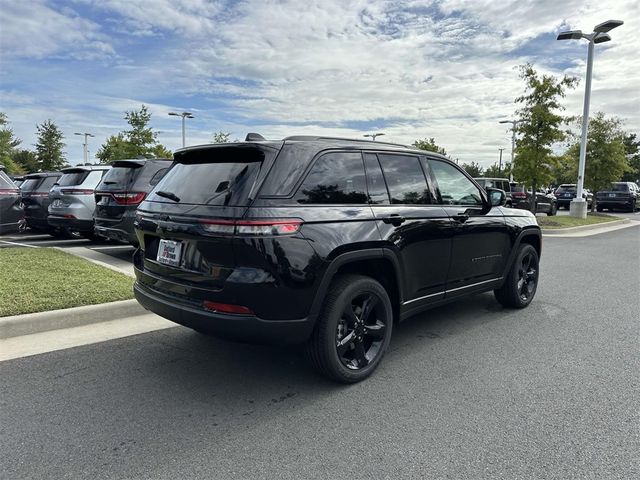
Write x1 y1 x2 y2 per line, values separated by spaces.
546 202 557 216
494 244 539 309
306 274 393 384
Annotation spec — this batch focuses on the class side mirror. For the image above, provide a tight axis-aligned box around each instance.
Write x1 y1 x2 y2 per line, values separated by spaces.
486 187 506 207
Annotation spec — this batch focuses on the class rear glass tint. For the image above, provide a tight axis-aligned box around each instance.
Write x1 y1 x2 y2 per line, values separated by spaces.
37 176 59 191
0 171 15 188
378 154 430 204
150 160 261 206
556 186 576 193
58 172 89 186
611 183 629 191
100 166 140 189
20 178 41 191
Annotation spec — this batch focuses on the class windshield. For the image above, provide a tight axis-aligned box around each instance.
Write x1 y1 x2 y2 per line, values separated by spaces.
611 183 629 192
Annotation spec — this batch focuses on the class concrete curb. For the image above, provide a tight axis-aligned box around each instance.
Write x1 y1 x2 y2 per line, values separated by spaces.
542 218 630 235
0 299 147 339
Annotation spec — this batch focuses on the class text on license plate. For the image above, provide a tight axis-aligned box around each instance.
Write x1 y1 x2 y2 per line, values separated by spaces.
157 239 182 267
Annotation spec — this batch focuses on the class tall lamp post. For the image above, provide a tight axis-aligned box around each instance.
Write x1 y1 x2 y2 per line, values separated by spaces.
557 19 623 218
74 132 95 165
364 133 385 141
499 119 521 183
498 148 504 175
168 111 194 148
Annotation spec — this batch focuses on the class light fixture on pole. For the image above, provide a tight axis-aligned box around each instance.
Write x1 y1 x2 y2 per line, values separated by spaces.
168 111 194 148
364 133 385 141
499 119 521 183
557 19 623 218
74 132 95 165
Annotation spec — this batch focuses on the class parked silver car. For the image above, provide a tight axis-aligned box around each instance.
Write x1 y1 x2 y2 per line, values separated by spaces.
48 165 111 238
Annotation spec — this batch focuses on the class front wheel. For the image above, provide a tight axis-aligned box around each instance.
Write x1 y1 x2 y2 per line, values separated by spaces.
494 244 539 308
306 274 393 383
547 202 557 216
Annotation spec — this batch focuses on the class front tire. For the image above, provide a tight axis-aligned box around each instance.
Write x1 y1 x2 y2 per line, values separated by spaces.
547 202 557 216
307 274 393 383
494 244 539 308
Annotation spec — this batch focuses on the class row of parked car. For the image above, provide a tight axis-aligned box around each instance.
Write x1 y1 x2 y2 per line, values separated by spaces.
474 177 640 214
0 159 172 238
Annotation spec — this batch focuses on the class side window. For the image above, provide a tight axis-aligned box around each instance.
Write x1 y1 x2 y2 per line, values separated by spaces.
377 154 430 204
149 168 170 187
363 153 389 204
294 152 367 204
429 159 483 206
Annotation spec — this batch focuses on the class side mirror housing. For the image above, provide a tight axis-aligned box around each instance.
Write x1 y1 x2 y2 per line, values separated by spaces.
486 187 506 207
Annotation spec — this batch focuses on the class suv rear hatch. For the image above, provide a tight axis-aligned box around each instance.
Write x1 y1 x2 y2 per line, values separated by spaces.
135 143 283 300
21 175 59 221
597 183 631 200
50 168 93 206
94 160 146 221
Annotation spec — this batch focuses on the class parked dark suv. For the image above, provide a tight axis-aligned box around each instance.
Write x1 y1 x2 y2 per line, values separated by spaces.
20 172 62 233
474 177 514 207
94 159 172 245
133 137 541 383
0 167 24 234
595 182 639 212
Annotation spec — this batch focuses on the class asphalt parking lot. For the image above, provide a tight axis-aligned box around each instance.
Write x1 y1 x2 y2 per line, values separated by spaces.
1 224 638 479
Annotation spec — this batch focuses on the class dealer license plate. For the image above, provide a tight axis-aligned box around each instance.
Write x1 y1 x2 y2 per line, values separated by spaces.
157 239 182 267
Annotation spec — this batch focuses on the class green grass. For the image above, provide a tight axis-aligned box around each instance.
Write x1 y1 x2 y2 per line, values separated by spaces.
0 247 134 317
537 213 621 229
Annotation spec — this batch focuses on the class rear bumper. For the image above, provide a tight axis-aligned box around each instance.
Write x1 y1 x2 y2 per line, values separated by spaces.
133 280 315 345
94 216 137 244
596 199 633 208
48 216 94 231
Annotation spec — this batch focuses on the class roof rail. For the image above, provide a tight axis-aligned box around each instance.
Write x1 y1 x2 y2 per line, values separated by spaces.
282 135 412 148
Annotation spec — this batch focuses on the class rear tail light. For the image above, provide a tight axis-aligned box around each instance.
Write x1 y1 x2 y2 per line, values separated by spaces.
203 301 254 315
200 219 303 236
61 188 94 195
513 192 527 198
111 192 147 205
63 214 76 219
0 189 19 196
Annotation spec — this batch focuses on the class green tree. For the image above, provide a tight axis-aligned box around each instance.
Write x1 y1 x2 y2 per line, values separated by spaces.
412 137 447 156
96 105 171 162
513 64 577 207
566 113 630 210
11 149 38 173
35 119 67 171
212 131 231 143
483 161 512 178
621 133 640 182
549 153 577 185
0 113 24 174
460 161 483 177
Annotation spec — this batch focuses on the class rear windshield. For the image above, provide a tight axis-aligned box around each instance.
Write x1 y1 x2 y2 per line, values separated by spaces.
99 166 140 189
21 177 58 192
556 186 576 193
611 183 629 192
511 185 526 193
150 161 261 206
0 171 16 189
58 172 89 187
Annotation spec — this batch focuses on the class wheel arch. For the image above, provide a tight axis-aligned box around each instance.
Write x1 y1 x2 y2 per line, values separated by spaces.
501 228 542 281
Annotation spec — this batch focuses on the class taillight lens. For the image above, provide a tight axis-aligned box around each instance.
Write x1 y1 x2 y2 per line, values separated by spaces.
200 219 303 236
111 192 147 205
61 188 94 195
203 301 254 315
0 189 19 196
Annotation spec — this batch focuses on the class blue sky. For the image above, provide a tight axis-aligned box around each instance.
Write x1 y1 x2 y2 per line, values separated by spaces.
1 0 638 167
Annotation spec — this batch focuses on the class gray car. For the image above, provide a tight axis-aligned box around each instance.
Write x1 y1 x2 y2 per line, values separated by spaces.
0 167 24 234
48 165 111 238
21 172 62 233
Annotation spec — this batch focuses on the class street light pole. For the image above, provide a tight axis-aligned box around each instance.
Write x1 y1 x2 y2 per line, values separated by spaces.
557 19 623 218
168 111 194 148
74 132 95 164
499 120 520 182
364 133 385 141
498 148 504 175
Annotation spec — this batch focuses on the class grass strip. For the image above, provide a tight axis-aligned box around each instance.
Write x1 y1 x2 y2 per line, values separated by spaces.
0 247 134 317
537 213 621 229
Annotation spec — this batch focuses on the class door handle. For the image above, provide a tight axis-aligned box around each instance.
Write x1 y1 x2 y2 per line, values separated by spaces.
453 213 469 223
381 214 406 226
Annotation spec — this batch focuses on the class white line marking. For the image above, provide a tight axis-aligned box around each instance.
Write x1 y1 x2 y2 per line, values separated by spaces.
0 240 39 248
90 245 134 250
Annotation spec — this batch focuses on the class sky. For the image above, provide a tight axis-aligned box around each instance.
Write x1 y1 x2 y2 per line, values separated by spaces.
1 0 638 168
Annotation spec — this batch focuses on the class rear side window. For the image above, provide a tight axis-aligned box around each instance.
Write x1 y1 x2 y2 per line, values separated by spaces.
150 161 261 206
294 152 367 204
363 153 389 204
149 168 170 187
58 172 89 186
377 154 430 204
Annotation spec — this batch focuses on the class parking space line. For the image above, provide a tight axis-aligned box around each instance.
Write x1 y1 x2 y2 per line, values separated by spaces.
0 240 39 248
91 245 135 250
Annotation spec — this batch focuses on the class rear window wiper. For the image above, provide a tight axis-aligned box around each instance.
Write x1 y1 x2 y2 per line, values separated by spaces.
156 190 181 202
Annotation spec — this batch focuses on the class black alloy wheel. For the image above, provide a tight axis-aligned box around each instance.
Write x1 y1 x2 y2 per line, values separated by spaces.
494 244 539 308
307 274 393 383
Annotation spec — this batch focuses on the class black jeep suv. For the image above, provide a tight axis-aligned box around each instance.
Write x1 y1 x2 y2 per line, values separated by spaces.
133 136 541 383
